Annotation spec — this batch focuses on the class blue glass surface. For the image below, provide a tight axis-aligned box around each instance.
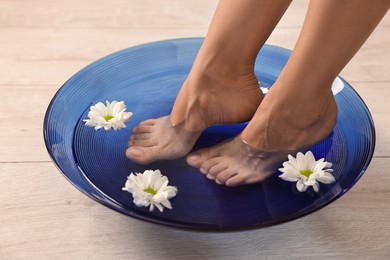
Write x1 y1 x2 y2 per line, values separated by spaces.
44 38 375 230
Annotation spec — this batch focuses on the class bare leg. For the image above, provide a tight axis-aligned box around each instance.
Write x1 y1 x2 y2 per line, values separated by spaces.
126 0 292 164
188 0 389 186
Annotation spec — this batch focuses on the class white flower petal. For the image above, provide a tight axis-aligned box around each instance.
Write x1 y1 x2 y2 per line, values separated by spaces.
122 112 133 122
279 172 300 182
122 169 177 212
305 151 316 170
84 100 133 131
149 172 160 185
313 181 320 193
317 171 336 184
161 199 172 209
160 186 178 198
279 151 335 193
313 160 328 173
296 152 308 171
154 202 164 212
296 179 308 192
111 101 120 115
154 178 169 192
96 102 108 116
303 178 316 186
287 154 299 169
84 120 94 127
94 125 103 131
153 193 168 204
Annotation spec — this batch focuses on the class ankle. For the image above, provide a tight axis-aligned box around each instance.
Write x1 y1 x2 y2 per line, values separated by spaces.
241 91 337 151
193 48 256 83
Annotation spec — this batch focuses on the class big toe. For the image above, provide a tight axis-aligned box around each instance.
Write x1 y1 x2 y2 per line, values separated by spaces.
186 153 202 168
126 147 154 165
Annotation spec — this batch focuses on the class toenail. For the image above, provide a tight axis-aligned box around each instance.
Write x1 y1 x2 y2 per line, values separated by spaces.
188 154 200 162
206 174 215 180
200 167 207 174
128 148 142 157
215 179 223 185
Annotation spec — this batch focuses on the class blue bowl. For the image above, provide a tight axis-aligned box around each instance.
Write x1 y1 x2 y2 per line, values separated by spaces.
44 38 375 230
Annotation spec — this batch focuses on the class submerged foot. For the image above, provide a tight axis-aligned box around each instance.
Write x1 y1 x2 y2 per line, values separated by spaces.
187 137 290 186
126 116 201 164
126 63 264 164
187 86 338 187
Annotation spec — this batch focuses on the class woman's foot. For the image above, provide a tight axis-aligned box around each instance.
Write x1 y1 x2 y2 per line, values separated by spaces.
187 84 338 187
187 136 291 186
126 0 295 165
126 62 264 164
126 116 202 164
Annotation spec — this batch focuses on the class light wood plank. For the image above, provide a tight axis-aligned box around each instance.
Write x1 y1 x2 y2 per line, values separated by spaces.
0 0 390 29
0 159 388 260
0 85 56 162
0 28 209 86
1 0 388 30
340 25 390 83
352 82 390 158
0 0 218 29
0 0 311 29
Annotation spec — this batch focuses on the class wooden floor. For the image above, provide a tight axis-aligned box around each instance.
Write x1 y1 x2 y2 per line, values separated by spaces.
1 1 389 259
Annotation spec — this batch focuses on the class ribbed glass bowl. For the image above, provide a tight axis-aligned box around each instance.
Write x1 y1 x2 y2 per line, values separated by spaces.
44 38 375 230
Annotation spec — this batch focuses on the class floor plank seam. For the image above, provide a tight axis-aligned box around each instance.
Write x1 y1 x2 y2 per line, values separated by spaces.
0 161 52 164
347 80 390 84
0 25 307 30
1 80 389 88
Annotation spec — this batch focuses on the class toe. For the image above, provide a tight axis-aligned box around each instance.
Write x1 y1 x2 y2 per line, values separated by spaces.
132 133 150 140
215 168 238 185
133 125 153 134
128 136 134 147
187 148 220 168
131 138 158 147
126 147 145 162
208 162 228 176
225 170 267 187
225 173 246 187
225 169 248 187
206 174 216 180
140 119 156 126
186 153 202 168
128 133 149 146
199 158 220 175
126 146 156 165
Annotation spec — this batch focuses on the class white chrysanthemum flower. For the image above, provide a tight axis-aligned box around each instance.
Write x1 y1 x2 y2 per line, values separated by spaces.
122 169 178 212
279 151 335 193
83 101 133 131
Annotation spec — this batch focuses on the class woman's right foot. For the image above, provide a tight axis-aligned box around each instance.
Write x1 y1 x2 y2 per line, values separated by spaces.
186 83 338 187
126 62 264 164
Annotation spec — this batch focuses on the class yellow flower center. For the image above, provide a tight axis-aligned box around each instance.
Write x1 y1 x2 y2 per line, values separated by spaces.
104 115 114 121
300 169 313 178
144 188 157 195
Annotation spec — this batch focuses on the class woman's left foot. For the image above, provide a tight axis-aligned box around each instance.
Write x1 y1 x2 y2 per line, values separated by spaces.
187 84 338 187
